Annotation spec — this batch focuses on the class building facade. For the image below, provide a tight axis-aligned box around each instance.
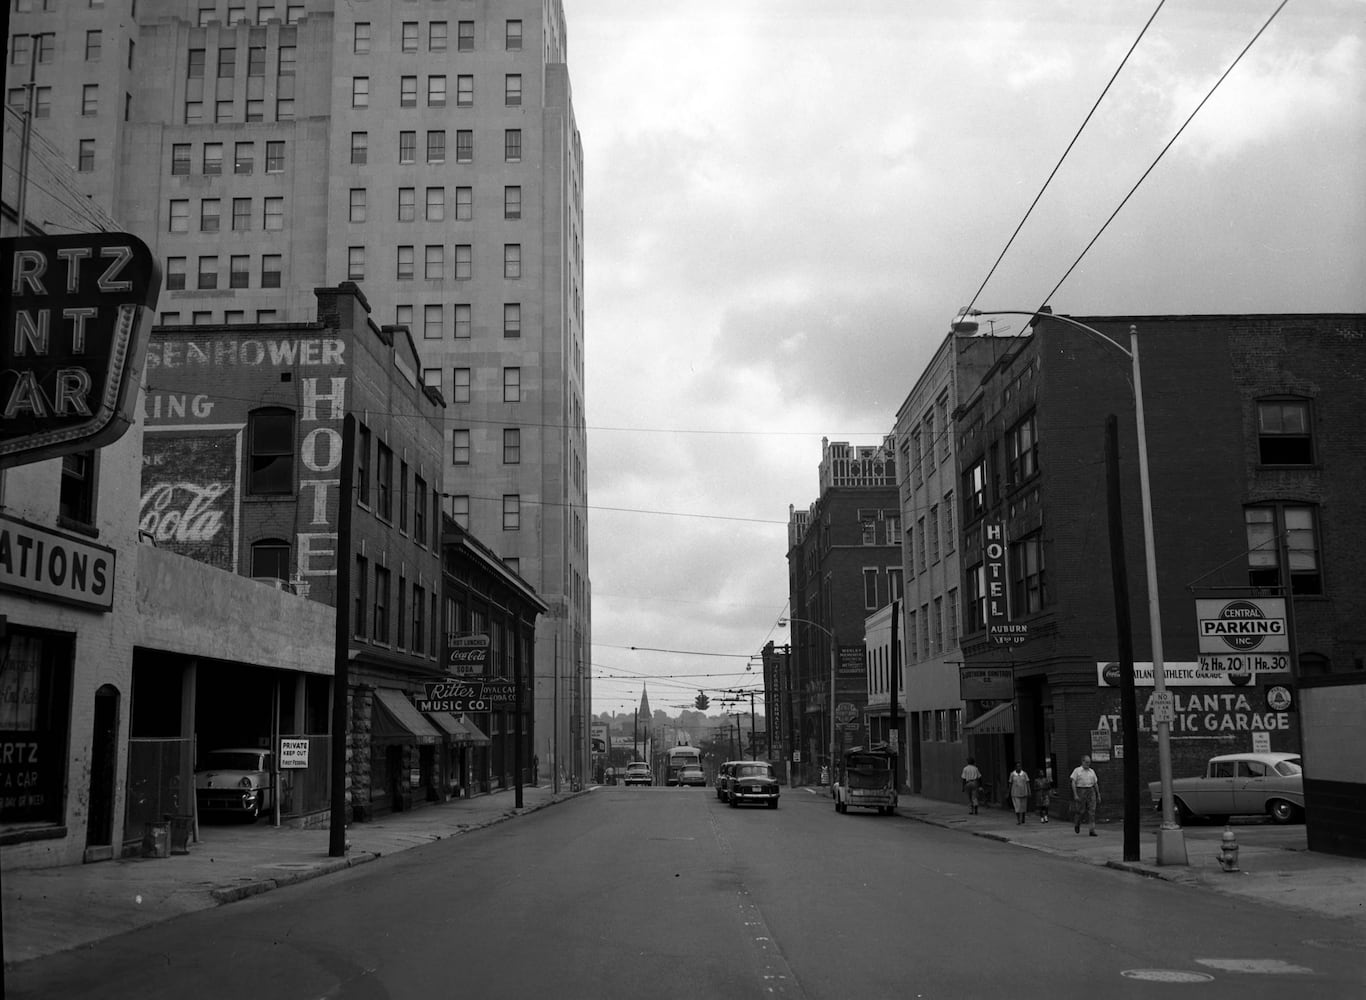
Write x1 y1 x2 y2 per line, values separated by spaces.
5 0 591 790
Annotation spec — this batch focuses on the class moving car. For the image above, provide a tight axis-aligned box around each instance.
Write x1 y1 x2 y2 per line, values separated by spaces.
623 761 653 786
195 747 274 821
715 760 740 801
676 764 705 788
1151 751 1303 825
727 761 779 809
834 745 898 815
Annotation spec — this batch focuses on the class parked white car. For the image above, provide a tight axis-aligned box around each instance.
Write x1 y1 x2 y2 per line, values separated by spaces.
1151 752 1303 825
195 748 275 821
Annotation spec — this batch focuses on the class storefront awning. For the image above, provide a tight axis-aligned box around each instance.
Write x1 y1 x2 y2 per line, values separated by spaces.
372 688 440 744
425 712 491 746
964 701 1015 735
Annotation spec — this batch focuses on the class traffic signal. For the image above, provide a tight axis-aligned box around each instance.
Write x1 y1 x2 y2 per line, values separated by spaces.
694 691 710 710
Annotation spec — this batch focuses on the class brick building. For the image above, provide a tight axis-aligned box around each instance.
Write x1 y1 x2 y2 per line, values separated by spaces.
954 313 1365 838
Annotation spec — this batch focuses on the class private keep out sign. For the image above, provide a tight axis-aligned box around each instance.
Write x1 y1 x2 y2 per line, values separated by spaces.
1195 599 1288 653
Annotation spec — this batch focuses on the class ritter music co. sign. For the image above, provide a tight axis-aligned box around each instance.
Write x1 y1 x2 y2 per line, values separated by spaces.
2 234 161 467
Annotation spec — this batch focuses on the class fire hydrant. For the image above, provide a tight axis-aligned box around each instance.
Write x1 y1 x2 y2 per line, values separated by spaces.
1217 824 1240 872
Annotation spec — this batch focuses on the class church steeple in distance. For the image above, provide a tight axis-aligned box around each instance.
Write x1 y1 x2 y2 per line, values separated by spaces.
638 685 651 722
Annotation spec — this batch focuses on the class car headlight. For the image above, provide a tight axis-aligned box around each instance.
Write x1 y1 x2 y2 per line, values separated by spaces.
238 777 253 789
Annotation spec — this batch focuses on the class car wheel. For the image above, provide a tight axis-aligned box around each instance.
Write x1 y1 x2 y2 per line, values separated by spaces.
729 795 738 808
1174 798 1192 825
1269 799 1298 824
767 800 777 809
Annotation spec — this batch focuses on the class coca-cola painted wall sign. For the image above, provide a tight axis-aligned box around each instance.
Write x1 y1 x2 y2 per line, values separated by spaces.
140 432 238 570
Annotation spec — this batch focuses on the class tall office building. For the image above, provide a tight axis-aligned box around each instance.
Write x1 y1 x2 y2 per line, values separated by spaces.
6 0 591 784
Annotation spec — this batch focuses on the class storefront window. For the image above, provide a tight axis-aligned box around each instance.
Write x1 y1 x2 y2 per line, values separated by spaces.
0 631 72 827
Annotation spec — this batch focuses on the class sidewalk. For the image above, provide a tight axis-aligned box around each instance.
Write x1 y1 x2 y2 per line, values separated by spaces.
5 785 1364 969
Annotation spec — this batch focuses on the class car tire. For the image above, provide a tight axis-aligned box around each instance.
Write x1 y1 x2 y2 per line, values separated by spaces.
729 794 738 808
767 800 777 809
1174 798 1192 825
1269 799 1298 824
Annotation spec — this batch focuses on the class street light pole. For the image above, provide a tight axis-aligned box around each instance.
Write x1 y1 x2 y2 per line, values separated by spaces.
954 309 1187 865
780 617 838 784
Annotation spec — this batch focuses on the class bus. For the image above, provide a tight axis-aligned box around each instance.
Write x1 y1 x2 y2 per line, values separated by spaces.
665 745 702 786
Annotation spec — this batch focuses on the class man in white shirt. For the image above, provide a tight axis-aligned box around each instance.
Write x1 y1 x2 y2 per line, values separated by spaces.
1070 755 1100 835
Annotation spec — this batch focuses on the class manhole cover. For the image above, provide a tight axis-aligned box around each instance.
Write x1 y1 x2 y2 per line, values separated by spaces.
1121 970 1215 983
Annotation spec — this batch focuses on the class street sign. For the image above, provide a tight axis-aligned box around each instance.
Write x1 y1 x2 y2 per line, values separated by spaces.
1149 691 1175 725
280 739 309 768
960 666 1014 700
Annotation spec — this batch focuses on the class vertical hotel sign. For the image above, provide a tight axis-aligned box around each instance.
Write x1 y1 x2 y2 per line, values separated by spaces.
983 521 1028 645
2 234 161 467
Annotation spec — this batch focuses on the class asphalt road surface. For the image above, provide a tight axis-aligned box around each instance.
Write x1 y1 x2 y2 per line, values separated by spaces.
10 785 1363 999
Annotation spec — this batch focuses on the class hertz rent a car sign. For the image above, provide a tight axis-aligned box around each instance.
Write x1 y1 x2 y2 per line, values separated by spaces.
2 234 161 468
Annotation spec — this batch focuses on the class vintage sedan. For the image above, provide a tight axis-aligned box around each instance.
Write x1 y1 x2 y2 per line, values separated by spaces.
1151 752 1303 825
623 761 653 786
676 764 706 788
195 747 274 821
727 761 780 809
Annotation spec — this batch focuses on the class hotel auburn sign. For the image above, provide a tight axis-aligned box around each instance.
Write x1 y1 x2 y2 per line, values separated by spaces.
2 234 161 467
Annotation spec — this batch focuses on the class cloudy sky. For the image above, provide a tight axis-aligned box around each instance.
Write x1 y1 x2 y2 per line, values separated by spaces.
562 0 1366 720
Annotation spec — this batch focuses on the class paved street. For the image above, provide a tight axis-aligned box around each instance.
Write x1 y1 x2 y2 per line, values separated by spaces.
6 784 1362 999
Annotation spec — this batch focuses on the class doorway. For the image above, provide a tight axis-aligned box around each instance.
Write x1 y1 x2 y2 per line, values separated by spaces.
86 685 120 851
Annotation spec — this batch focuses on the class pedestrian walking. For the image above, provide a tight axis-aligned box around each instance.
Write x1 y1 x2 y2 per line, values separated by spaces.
961 757 983 814
1033 768 1052 822
1008 763 1031 824
1070 755 1100 835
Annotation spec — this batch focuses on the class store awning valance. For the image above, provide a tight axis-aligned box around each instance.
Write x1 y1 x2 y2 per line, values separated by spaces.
372 688 440 744
425 712 491 746
964 701 1015 735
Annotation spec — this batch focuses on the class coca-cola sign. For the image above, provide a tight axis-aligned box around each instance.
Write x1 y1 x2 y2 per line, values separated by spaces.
446 633 489 674
140 432 237 569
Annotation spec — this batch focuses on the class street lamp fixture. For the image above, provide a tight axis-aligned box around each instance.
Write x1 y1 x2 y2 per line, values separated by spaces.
778 617 838 784
952 308 1187 866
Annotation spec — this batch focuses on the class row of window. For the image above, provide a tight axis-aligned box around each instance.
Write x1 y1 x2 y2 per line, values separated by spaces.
443 493 523 534
5 86 130 122
191 4 306 28
857 508 901 546
403 301 522 341
906 590 961 664
906 493 957 578
907 391 953 488
166 197 284 234
346 185 521 224
352 19 523 55
165 253 281 290
184 95 294 124
172 140 286 175
349 128 523 166
159 309 279 326
186 44 294 79
9 30 134 68
350 73 522 109
353 557 438 657
346 243 524 282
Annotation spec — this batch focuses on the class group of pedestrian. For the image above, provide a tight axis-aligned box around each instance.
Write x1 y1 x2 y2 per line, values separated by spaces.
960 755 1100 833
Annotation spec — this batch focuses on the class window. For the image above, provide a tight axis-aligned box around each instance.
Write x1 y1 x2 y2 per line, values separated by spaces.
428 130 446 163
347 246 365 281
234 141 253 174
928 506 940 563
81 84 98 116
1010 533 1046 614
248 46 265 76
166 257 186 290
85 30 102 61
278 45 296 75
967 563 986 632
399 131 416 164
506 20 523 50
230 255 249 288
353 555 368 637
285 4 303 25
452 429 471 465
248 408 294 494
396 305 413 331
225 311 247 325
503 244 522 279
503 428 521 464
397 246 414 280
860 510 876 545
400 76 417 108
59 451 96 526
188 48 206 77
430 22 448 52
353 22 371 54
232 198 250 231
503 495 521 531
943 491 956 552
425 187 444 221
917 518 927 572
197 255 218 289
428 75 446 107
454 303 471 338
454 245 472 280
458 21 475 51
452 368 471 403
192 311 211 326
449 495 470 529
263 197 283 230
412 584 426 655
503 367 521 402
505 74 522 107
343 188 366 224
266 141 285 172
457 75 473 106
863 568 879 609
352 77 369 108
423 304 442 339
963 458 986 522
422 368 441 390
373 565 390 643
456 130 472 162
424 245 443 279
261 254 282 288
888 567 904 601
376 443 393 520
350 131 368 164
228 6 247 25
198 143 222 176
78 139 95 172
184 100 203 124
504 303 521 338
217 47 236 78
398 188 415 222
171 143 191 175
505 129 522 161
250 540 290 582
401 21 418 53
1246 505 1322 595
414 476 428 544
355 423 371 507
1007 412 1038 485
1257 399 1312 465
455 186 472 220
34 86 52 119
396 576 407 648
946 588 959 647
504 186 522 220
